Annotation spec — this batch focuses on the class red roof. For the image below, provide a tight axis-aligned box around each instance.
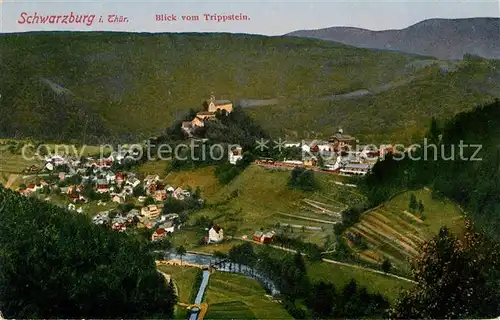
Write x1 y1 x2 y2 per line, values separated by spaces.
97 185 108 189
27 184 36 189
69 193 79 199
155 228 166 235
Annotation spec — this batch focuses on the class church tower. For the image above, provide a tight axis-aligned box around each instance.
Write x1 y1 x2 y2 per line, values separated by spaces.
207 92 216 112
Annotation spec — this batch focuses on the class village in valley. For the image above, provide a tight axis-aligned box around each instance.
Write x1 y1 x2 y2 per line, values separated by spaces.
1 94 464 318
16 152 201 237
3 94 410 250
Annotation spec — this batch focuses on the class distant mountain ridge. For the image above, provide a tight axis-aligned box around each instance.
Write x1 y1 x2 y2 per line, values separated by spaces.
1 31 499 143
285 18 500 60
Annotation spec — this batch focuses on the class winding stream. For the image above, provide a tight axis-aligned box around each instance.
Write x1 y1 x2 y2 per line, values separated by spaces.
165 252 280 320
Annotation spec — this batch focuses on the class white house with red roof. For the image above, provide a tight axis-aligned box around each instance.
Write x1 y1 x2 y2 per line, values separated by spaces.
151 227 168 241
26 184 43 193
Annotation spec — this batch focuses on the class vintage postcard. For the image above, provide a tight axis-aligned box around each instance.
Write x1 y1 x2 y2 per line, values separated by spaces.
0 0 499 319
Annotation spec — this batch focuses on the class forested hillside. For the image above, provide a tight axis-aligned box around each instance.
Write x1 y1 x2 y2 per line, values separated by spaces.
1 32 499 142
362 99 500 239
0 187 176 318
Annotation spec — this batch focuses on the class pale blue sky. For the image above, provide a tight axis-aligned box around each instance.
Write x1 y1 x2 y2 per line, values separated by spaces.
1 0 499 35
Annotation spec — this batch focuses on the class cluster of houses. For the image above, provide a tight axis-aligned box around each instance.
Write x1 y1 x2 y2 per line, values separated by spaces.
19 150 139 198
17 151 202 218
255 128 408 176
181 95 234 137
253 230 276 244
92 204 181 236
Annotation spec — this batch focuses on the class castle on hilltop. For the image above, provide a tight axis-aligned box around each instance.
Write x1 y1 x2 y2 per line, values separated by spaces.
182 95 233 135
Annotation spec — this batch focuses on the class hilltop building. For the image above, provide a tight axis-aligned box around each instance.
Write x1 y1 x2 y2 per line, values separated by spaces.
204 94 233 114
182 95 233 135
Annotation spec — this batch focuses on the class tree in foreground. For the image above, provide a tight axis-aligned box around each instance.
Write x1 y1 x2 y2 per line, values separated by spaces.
0 187 176 319
381 258 392 273
390 220 500 318
176 245 187 265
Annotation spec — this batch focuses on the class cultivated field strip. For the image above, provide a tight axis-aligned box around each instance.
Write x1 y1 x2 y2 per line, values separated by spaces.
344 188 466 271
277 212 339 224
362 216 422 252
354 222 417 258
348 226 409 268
372 209 425 237
370 209 427 244
278 223 324 231
0 155 41 173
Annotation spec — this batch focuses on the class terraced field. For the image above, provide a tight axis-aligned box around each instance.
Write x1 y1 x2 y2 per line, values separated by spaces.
344 188 464 271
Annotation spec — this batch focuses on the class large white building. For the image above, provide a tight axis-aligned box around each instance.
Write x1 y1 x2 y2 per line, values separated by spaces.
339 163 373 176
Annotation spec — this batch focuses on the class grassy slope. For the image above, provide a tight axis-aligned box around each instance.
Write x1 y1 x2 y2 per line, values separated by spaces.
157 265 199 303
5 32 497 142
0 144 42 175
345 188 464 272
168 164 365 246
162 166 471 303
157 265 199 319
204 271 292 320
306 261 413 302
165 166 221 199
